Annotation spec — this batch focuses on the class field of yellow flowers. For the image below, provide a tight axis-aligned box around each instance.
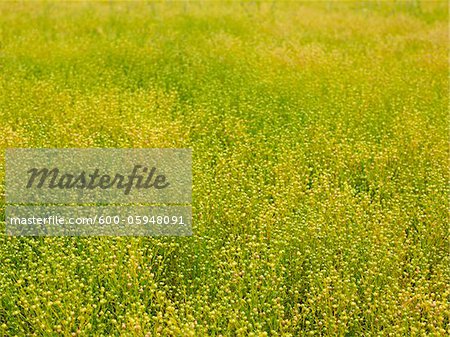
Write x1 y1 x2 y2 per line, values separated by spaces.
0 1 449 336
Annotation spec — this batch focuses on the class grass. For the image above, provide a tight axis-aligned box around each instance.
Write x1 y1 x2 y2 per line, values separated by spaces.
0 1 449 336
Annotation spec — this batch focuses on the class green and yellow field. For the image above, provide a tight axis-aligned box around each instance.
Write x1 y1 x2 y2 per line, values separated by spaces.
0 1 449 336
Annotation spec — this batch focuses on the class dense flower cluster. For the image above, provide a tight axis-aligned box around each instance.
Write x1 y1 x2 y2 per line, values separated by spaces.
0 1 448 336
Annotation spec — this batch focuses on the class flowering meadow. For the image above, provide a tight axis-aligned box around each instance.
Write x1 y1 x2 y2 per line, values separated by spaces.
0 1 449 336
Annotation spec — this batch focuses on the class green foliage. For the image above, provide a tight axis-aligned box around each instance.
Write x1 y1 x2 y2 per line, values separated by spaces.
0 1 448 336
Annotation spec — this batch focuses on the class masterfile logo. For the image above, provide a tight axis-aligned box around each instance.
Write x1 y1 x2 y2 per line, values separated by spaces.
26 165 170 195
5 148 193 236
6 148 192 204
